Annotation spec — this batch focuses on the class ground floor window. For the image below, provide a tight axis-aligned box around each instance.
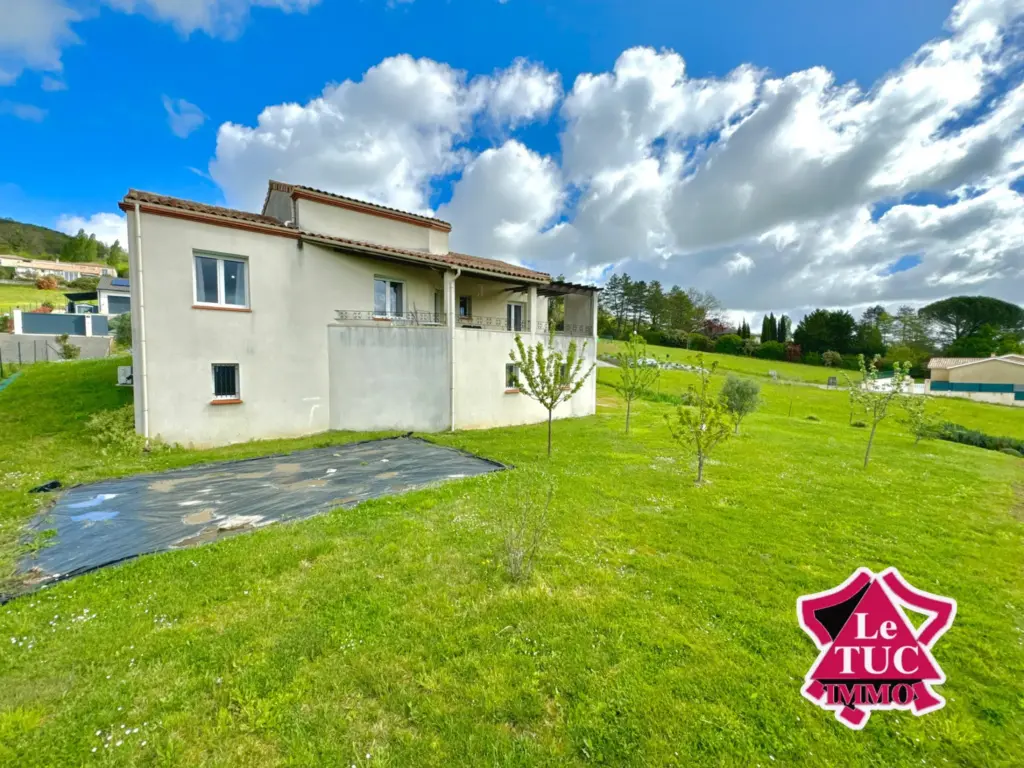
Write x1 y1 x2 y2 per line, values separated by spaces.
374 278 404 317
505 363 520 391
212 363 240 401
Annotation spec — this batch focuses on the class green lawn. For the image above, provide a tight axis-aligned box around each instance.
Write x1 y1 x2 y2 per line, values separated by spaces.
1 358 1022 766
601 339 859 384
0 283 70 313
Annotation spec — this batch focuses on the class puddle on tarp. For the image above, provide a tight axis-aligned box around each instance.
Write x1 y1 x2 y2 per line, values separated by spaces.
15 437 503 593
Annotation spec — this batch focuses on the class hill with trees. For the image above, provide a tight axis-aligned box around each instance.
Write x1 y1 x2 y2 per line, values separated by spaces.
0 217 127 271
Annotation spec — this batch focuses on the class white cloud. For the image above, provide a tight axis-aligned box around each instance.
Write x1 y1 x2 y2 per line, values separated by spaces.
41 75 67 91
162 95 206 138
473 58 562 127
56 213 128 246
0 0 319 85
0 100 47 121
726 253 754 275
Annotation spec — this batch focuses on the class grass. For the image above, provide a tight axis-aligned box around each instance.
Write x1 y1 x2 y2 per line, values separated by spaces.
601 339 860 384
0 283 70 313
1 357 1022 766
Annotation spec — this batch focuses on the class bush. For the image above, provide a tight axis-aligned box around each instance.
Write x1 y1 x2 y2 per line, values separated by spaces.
498 470 553 583
687 333 712 351
69 276 99 291
719 375 761 434
714 334 745 355
0 266 15 280
0 314 10 334
87 405 144 455
822 350 842 367
1000 448 1023 458
110 313 132 349
934 422 1024 456
55 334 80 360
851 420 867 428
35 275 59 291
805 415 821 422
803 351 822 366
753 340 785 360
785 343 803 362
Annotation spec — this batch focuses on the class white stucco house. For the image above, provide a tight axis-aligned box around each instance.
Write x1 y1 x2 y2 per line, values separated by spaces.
118 181 599 447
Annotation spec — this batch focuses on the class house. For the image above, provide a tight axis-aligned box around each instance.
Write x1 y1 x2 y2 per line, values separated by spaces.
118 182 600 447
926 354 1024 406
0 255 116 281
62 276 131 316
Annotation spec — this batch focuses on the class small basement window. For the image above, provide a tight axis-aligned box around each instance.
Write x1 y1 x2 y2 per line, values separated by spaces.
212 363 240 402
505 363 520 391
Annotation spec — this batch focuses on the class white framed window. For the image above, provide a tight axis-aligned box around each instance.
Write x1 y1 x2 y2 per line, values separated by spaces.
505 363 520 391
506 302 525 332
374 277 404 317
459 296 472 318
212 363 240 401
194 253 248 308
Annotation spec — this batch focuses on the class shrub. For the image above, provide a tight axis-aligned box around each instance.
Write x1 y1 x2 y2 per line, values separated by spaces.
934 423 1024 456
0 266 14 280
110 313 132 349
822 350 842 367
55 334 80 360
0 314 10 334
785 343 803 362
35 275 59 291
686 333 712 351
803 351 822 366
499 470 553 583
87 405 145 455
806 415 821 422
68 276 99 291
753 340 785 360
714 334 744 355
999 448 1023 458
719 375 761 435
851 420 867 428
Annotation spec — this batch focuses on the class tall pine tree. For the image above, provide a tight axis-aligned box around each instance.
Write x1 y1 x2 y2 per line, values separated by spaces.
760 314 771 342
777 315 789 343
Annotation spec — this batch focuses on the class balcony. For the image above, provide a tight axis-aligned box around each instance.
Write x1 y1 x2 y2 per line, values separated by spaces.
333 310 593 337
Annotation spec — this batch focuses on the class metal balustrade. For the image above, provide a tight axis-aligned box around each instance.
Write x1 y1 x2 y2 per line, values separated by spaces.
332 310 594 336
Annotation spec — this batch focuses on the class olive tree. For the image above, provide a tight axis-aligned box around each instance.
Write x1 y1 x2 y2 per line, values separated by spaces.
613 333 660 434
850 354 913 467
665 354 732 483
719 375 761 435
510 330 595 456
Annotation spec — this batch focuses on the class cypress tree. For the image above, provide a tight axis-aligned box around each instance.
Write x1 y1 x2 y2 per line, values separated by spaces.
777 315 789 343
768 313 777 343
760 315 771 342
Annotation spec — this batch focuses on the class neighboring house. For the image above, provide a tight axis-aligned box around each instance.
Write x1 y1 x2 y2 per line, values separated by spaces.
926 354 1024 406
118 181 600 447
97 276 131 315
0 255 116 281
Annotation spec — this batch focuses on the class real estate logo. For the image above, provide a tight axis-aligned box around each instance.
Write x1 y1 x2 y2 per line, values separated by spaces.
797 567 956 730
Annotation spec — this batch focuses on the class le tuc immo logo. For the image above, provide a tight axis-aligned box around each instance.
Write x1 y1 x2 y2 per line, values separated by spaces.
797 567 956 730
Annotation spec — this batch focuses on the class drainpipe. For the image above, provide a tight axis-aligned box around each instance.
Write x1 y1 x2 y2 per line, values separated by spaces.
133 203 150 446
449 268 461 431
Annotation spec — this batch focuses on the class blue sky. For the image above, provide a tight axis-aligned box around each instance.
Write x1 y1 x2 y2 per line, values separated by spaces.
2 0 1021 318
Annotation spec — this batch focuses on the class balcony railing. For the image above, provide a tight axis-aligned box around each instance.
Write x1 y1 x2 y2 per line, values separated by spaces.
333 310 593 337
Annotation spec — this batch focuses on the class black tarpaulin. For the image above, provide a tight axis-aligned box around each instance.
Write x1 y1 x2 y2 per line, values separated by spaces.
16 437 503 592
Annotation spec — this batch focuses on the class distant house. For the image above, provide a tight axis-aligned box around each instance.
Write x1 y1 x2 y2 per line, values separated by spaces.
926 354 1024 406
97 276 131 315
118 181 599 447
0 255 116 281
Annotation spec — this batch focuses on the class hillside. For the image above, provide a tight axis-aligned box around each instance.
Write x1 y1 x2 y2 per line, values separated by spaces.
0 217 71 258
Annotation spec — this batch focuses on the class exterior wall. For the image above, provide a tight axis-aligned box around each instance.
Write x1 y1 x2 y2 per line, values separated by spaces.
328 325 450 431
929 368 950 382
264 189 294 223
0 334 112 362
129 211 447 447
947 359 1024 385
98 290 131 315
21 312 86 336
296 198 449 254
924 383 1024 407
453 329 597 430
3 258 114 279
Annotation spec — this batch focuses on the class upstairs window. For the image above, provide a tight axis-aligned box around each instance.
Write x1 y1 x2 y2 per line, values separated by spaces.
459 296 472 318
194 254 248 308
374 278 404 317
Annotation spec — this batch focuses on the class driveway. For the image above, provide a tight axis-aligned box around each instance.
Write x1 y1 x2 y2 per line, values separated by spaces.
19 437 503 590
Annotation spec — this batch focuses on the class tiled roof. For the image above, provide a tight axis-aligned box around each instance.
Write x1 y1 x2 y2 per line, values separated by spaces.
119 189 550 282
267 180 452 231
121 189 290 230
929 355 1024 369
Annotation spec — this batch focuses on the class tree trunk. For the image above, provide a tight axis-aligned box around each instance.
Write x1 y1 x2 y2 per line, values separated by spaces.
734 420 740 435
625 398 632 434
864 423 878 468
696 452 704 483
547 410 553 457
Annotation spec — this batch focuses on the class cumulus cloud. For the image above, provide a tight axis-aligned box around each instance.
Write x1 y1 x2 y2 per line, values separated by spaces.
163 95 206 138
0 0 319 84
56 212 129 246
473 58 562 127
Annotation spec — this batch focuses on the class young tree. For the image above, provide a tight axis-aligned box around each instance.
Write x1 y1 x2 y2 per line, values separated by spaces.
719 375 761 435
55 334 80 360
664 354 732 483
900 393 929 445
613 333 660 434
510 330 595 456
849 354 913 468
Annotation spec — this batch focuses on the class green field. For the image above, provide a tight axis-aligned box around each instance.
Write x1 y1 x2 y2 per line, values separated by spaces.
601 339 861 384
0 283 69 313
1 357 1022 766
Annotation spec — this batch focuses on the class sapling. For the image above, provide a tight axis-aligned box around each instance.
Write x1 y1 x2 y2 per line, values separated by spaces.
613 333 660 434
664 354 732 483
499 469 553 583
900 392 929 444
510 330 595 456
719 374 761 435
849 354 913 467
